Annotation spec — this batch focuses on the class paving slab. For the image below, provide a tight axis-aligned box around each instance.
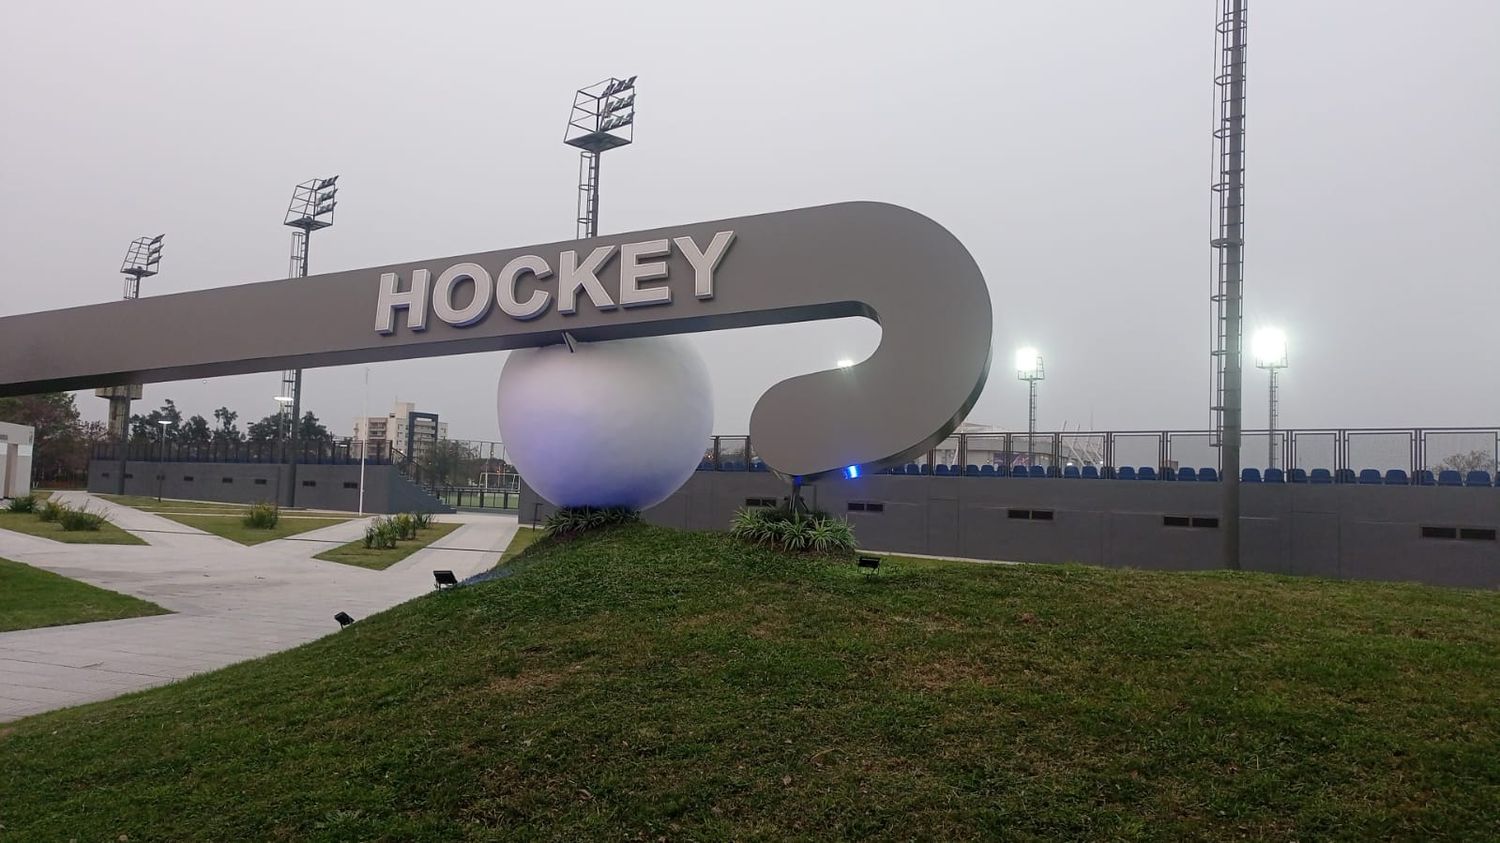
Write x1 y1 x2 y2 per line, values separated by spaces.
0 506 517 722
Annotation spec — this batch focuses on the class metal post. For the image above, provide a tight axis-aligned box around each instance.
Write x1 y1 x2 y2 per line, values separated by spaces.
1213 0 1247 569
1267 366 1279 469
288 231 310 507
1027 379 1038 466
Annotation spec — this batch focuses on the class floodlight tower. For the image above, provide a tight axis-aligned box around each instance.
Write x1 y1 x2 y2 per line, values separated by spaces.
280 176 339 456
1252 327 1287 469
1210 0 1248 570
564 76 637 238
96 234 163 441
1016 347 1044 465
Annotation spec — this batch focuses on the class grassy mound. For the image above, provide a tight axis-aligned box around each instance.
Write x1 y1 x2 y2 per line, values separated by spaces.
1 525 1496 839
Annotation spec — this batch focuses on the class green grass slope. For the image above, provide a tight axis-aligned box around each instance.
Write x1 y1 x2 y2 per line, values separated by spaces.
1 525 1496 840
0 557 168 632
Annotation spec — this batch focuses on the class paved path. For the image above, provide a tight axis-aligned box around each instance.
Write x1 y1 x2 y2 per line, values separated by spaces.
0 493 518 722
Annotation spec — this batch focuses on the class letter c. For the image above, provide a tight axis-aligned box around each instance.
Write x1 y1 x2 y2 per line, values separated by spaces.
498 255 552 320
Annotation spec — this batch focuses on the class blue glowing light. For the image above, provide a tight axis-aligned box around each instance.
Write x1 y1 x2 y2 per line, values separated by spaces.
845 464 860 479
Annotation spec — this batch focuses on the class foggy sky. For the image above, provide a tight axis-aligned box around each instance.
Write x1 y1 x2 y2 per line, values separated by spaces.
2 0 1496 442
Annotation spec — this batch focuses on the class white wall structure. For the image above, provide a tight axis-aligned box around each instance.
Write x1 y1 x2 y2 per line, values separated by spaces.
0 421 35 499
497 336 712 510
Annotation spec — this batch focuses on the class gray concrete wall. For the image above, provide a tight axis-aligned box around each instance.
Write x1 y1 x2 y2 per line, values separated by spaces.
87 461 449 514
0 422 34 499
519 472 1500 589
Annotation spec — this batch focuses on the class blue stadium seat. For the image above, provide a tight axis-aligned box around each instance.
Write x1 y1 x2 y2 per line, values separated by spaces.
1200 467 1219 482
1029 465 1047 479
1177 467 1197 482
979 464 996 476
1116 466 1137 481
1414 469 1435 486
1287 468 1307 483
934 464 951 476
1045 465 1060 478
1241 468 1262 483
1357 469 1383 485
1138 466 1158 481
950 465 963 475
965 464 981 477
919 463 933 475
1438 470 1463 487
992 465 1010 477
1081 465 1100 479
1063 465 1081 479
698 459 714 471
1309 468 1334 484
1466 470 1492 487
1263 467 1284 484
1384 469 1409 485
750 461 768 472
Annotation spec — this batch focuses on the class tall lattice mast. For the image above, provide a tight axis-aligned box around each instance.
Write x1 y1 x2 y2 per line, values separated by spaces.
1210 0 1248 569
564 76 636 238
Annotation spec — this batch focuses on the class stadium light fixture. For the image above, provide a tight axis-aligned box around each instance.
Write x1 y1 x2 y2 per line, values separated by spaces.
564 75 638 238
1015 347 1046 466
119 234 166 300
282 175 341 507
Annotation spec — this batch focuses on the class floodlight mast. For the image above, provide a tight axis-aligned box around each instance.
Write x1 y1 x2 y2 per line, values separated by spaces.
1253 328 1288 469
564 76 636 238
281 176 339 505
1016 348 1045 468
97 234 163 444
1210 0 1248 570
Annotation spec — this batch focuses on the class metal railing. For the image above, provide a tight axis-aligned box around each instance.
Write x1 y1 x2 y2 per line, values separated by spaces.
694 428 1500 479
92 438 395 465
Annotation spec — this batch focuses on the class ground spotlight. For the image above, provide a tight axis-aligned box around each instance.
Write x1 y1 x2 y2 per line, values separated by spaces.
334 611 355 628
433 570 458 590
858 555 881 574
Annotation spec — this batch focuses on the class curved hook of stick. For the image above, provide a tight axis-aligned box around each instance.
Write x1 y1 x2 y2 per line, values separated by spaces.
0 202 992 481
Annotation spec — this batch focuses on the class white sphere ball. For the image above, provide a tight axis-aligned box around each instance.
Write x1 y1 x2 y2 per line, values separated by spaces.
496 336 713 510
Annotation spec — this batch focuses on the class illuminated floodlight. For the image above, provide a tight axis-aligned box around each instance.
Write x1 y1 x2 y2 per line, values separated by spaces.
844 464 860 479
837 358 855 369
1252 327 1288 370
1014 347 1044 381
274 395 294 404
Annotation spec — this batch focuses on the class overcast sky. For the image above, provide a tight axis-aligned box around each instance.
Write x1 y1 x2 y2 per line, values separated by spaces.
2 0 1496 442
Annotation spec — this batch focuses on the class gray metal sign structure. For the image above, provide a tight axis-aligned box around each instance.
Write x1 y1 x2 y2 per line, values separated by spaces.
0 202 993 481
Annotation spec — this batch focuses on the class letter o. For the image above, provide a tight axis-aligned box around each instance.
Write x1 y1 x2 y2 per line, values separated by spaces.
431 263 493 327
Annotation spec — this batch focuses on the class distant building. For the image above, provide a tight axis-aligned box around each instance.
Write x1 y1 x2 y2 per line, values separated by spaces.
353 401 448 463
0 421 35 499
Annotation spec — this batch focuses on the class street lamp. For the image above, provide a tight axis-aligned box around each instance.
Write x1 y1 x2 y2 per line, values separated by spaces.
1015 347 1045 466
156 418 172 501
1252 327 1288 469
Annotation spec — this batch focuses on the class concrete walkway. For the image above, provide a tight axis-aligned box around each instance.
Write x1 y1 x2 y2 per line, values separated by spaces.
0 493 518 722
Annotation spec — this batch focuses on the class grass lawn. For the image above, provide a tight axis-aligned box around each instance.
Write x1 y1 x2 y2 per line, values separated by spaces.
159 513 353 546
0 510 145 545
499 525 542 565
314 521 462 570
0 556 167 632
1 524 1496 839
96 494 287 514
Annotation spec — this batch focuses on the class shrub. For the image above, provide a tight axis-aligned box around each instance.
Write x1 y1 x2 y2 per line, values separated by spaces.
5 495 37 513
243 501 280 529
411 511 433 530
729 505 856 553
391 513 418 540
58 504 105 532
544 506 640 537
362 516 399 550
37 499 68 523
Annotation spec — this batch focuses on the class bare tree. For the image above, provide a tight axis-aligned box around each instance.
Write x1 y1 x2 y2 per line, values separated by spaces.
1432 449 1498 475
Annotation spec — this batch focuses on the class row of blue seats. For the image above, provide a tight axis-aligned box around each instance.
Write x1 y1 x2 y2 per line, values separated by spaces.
880 464 1499 486
699 460 769 472
1244 468 1496 487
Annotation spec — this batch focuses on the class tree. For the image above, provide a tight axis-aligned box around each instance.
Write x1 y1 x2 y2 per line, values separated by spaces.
297 411 332 444
182 414 212 445
1433 450 1498 475
129 399 183 442
246 413 282 444
212 407 243 444
0 392 87 482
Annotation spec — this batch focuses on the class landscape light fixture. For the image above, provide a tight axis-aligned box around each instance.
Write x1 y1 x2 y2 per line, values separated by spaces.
281 176 340 505
1015 347 1045 465
857 555 882 574
837 358 855 369
334 611 355 628
1252 327 1289 469
564 75 637 238
433 570 458 590
119 233 165 300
